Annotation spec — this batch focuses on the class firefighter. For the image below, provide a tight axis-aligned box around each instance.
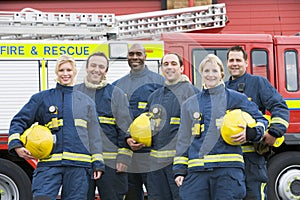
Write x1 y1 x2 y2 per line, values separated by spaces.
8 54 105 200
76 52 132 200
225 46 290 200
173 54 268 200
113 43 165 200
145 53 199 200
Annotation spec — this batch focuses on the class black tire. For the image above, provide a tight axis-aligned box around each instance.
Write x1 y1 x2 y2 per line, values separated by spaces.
0 158 32 200
267 151 300 200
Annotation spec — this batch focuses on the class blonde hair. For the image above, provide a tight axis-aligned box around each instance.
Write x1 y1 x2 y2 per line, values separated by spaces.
55 54 77 76
199 54 224 79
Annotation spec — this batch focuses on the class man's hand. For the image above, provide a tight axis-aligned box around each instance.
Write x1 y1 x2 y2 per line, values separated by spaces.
263 131 277 146
126 138 145 151
116 162 128 173
93 170 103 180
175 176 184 187
15 147 35 160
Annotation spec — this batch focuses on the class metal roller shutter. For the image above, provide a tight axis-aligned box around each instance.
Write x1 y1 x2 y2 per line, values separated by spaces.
0 60 39 133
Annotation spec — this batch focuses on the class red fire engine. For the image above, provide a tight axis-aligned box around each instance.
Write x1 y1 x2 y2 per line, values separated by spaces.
0 2 299 200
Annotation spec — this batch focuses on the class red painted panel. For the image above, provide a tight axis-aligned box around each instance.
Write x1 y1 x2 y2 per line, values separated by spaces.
0 0 161 15
1 0 299 36
217 0 300 35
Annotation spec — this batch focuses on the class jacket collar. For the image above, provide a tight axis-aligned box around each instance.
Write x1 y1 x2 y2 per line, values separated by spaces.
228 72 248 83
56 83 73 93
203 83 225 95
129 66 149 79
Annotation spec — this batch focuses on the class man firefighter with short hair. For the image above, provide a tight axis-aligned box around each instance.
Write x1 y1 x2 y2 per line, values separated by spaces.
225 46 290 199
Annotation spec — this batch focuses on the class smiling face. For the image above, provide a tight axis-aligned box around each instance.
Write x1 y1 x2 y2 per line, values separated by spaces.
86 55 108 84
127 44 147 72
161 53 183 83
227 50 248 80
202 62 223 89
56 61 76 86
199 54 224 89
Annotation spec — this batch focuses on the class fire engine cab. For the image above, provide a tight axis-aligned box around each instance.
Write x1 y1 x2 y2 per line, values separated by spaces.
0 3 299 200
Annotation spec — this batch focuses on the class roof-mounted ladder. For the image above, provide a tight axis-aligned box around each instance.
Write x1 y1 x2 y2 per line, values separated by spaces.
0 3 227 40
116 3 226 39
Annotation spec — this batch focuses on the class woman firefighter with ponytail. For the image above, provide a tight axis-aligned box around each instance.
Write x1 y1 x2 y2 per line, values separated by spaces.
8 54 105 200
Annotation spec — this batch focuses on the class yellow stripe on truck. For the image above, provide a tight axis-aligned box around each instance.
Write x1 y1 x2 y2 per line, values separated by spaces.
0 43 108 59
285 99 300 110
40 59 47 91
0 41 164 59
142 43 164 59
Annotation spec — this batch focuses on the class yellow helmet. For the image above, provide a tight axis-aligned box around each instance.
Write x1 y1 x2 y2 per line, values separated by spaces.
220 109 256 146
20 124 53 159
129 112 153 147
